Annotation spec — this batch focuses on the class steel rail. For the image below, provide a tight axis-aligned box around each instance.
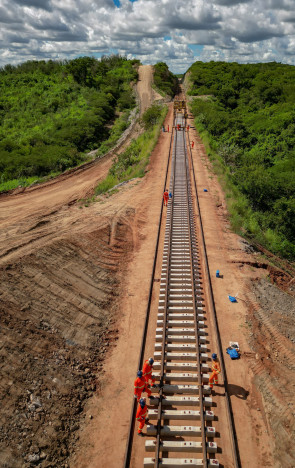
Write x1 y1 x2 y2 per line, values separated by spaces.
152 115 211 467
123 124 175 468
186 127 241 468
183 130 208 468
154 123 178 468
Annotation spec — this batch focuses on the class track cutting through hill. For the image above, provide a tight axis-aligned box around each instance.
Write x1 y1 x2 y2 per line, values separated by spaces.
0 75 289 468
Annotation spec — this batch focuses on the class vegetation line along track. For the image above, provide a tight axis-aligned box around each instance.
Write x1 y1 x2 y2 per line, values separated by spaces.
124 108 239 467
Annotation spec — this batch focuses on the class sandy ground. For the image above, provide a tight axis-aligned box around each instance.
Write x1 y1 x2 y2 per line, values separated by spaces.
0 70 294 468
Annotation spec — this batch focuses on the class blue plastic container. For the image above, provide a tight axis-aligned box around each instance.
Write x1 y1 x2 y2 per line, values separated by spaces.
228 295 237 303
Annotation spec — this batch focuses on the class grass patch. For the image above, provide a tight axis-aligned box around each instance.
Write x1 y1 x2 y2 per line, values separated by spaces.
0 176 39 192
96 175 119 195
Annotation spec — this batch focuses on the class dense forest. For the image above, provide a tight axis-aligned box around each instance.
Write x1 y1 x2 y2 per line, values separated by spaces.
0 56 138 191
187 61 295 259
153 62 179 97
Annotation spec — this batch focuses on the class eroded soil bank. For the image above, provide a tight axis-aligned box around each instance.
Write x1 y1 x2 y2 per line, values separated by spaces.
0 211 135 466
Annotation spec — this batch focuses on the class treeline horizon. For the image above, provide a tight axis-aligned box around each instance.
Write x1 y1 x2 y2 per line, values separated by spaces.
187 60 295 260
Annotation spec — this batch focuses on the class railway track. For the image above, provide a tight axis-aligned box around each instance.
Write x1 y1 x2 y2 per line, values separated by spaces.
124 108 240 468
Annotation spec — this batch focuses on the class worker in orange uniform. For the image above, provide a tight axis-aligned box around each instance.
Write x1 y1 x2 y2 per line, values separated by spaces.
134 370 152 401
167 124 169 132
192 141 194 149
209 353 221 390
177 124 180 131
136 398 149 436
163 189 169 206
143 357 156 387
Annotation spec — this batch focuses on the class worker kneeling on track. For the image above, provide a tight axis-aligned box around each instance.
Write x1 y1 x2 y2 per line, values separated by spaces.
136 398 149 436
134 370 152 402
209 353 221 390
143 357 156 387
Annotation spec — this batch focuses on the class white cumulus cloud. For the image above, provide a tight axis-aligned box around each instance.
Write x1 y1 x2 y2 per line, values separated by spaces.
0 0 294 72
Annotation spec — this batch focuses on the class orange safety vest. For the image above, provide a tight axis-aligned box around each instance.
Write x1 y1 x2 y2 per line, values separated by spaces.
143 360 153 377
134 376 145 394
136 405 148 421
163 192 169 200
211 361 221 373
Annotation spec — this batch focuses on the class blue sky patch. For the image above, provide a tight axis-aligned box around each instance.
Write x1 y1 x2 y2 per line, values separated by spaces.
188 44 204 56
113 0 137 5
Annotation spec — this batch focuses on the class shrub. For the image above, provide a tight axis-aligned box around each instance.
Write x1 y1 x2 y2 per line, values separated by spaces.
141 104 163 130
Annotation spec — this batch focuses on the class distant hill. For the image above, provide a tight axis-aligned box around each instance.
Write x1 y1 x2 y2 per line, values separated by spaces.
186 61 295 260
0 56 139 191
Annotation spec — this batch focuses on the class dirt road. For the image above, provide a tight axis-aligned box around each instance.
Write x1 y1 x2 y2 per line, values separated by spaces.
137 64 162 114
0 67 294 468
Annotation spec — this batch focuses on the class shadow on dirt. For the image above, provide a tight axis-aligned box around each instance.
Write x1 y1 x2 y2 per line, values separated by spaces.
227 384 249 400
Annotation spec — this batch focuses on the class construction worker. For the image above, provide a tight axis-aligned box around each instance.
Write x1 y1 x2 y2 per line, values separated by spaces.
192 141 194 149
163 189 169 206
136 398 149 436
209 353 221 390
134 370 152 401
143 357 156 387
167 124 169 132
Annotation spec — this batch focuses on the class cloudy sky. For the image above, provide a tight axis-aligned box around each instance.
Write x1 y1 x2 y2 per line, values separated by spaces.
0 0 295 72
